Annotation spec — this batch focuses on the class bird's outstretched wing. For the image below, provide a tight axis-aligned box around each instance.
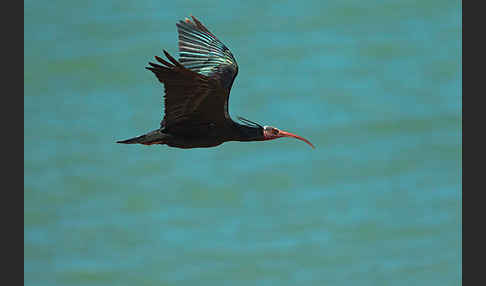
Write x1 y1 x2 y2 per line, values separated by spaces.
146 50 228 136
146 16 239 136
177 16 239 93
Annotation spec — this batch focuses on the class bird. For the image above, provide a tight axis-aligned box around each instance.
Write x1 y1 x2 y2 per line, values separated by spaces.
117 16 314 149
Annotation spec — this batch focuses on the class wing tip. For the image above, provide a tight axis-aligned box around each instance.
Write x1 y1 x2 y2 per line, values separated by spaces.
177 15 214 37
162 50 183 67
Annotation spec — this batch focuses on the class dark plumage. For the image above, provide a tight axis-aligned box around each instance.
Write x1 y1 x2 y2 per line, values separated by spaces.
117 16 314 149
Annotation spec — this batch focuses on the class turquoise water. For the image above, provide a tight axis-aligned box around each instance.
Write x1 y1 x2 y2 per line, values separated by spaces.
24 0 461 285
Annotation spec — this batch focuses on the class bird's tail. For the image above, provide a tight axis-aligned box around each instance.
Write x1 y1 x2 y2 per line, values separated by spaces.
116 129 165 145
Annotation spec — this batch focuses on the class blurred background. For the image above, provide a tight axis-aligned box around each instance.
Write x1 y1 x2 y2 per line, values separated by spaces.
24 0 461 285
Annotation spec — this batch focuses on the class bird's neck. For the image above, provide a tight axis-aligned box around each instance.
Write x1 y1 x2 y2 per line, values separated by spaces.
230 122 264 142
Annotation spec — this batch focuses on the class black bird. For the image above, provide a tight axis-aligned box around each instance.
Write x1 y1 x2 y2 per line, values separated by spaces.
117 16 314 149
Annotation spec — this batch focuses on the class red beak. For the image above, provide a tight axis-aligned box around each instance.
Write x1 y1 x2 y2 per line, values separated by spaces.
278 130 315 149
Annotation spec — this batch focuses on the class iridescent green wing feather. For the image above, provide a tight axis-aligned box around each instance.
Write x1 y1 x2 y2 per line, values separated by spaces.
176 16 239 92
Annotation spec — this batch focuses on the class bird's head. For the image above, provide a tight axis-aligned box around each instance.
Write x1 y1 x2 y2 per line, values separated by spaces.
263 125 315 149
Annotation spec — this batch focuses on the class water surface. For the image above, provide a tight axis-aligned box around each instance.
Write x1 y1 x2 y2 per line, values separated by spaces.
25 1 461 285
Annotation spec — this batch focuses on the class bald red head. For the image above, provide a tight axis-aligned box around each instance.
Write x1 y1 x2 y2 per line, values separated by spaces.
263 126 315 149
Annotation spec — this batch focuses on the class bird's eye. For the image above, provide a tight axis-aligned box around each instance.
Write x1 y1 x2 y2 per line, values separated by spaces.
273 129 279 135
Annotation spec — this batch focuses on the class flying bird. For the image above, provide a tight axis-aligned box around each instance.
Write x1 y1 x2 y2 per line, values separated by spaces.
117 16 314 149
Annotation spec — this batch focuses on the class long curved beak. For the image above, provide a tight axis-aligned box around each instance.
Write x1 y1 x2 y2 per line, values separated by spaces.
278 130 315 149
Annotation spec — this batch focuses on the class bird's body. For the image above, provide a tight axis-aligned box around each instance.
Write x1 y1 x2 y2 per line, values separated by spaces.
118 122 262 149
117 16 314 149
